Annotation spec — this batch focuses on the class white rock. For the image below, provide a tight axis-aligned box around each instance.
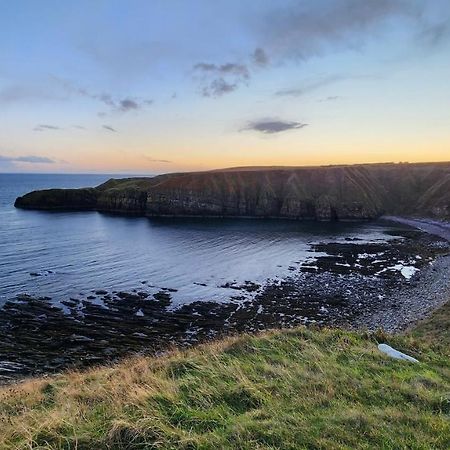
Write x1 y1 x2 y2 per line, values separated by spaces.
378 344 419 363
386 264 419 280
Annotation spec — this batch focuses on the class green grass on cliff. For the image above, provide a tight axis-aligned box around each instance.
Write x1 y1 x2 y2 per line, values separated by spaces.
1 307 449 450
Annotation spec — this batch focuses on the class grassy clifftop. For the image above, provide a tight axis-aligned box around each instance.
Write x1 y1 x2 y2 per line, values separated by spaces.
1 305 449 449
15 162 450 220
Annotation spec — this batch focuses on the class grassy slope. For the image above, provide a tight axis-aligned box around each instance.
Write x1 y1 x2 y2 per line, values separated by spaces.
410 301 450 347
0 308 449 449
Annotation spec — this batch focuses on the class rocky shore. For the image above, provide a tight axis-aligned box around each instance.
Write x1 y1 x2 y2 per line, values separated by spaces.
1 225 449 384
352 253 450 332
383 215 450 241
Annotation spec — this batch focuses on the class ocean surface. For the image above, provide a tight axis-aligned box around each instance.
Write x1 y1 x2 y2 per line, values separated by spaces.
0 173 402 307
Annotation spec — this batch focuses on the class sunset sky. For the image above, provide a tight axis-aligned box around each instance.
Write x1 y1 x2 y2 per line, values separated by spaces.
1 0 450 174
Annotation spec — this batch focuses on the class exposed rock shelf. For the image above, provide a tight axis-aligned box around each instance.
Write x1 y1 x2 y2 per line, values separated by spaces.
1 227 449 382
15 162 450 221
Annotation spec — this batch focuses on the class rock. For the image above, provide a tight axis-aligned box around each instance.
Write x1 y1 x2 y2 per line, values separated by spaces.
16 294 33 301
377 344 419 363
117 292 141 301
153 292 171 302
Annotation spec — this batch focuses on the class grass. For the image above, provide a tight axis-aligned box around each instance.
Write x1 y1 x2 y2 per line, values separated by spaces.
410 301 450 348
0 306 449 449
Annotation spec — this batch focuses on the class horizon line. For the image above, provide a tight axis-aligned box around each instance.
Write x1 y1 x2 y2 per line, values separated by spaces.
1 160 450 177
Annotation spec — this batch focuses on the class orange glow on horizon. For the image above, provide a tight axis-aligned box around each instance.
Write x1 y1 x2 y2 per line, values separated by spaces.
60 142 450 174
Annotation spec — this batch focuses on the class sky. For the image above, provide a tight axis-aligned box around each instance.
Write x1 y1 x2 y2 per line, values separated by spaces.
1 0 450 174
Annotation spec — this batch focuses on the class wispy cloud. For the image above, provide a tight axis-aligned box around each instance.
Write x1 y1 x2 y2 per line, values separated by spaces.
78 39 176 79
92 93 153 113
242 119 308 134
99 3 447 101
33 124 61 131
319 95 341 102
118 98 139 111
52 77 153 113
0 84 66 104
275 75 342 97
1 76 153 115
143 155 173 163
418 20 450 47
0 154 55 164
260 0 420 63
102 125 117 132
193 61 250 97
275 74 378 97
194 62 250 78
252 48 269 67
205 79 238 97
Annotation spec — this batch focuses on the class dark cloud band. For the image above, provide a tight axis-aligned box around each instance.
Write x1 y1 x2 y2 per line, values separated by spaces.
242 119 308 134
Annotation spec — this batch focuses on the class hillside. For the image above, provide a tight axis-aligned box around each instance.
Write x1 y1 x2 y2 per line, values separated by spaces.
0 303 448 449
15 162 450 220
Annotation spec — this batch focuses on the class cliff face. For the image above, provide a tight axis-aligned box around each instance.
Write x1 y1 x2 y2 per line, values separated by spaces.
139 167 383 220
14 163 450 221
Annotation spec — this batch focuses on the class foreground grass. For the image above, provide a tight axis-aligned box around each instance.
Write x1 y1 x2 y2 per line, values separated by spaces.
1 310 449 449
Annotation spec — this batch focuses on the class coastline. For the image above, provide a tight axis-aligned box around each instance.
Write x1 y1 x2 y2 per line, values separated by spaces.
352 253 450 332
1 223 449 383
357 216 450 332
382 215 450 242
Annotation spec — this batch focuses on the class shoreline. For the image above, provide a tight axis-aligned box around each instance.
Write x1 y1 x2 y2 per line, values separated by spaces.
1 225 449 383
352 253 450 332
382 215 450 242
355 215 450 332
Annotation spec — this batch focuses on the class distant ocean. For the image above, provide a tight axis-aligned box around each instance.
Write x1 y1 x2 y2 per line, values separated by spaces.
0 173 399 307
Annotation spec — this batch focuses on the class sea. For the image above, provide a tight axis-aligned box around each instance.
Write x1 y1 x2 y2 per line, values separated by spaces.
0 173 401 308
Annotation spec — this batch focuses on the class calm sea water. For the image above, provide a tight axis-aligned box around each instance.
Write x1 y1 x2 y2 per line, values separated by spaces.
0 173 400 307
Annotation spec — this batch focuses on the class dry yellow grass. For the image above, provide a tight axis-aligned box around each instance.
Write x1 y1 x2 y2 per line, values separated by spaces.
0 311 449 449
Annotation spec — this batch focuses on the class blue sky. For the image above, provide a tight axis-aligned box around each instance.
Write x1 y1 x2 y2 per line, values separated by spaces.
1 0 449 173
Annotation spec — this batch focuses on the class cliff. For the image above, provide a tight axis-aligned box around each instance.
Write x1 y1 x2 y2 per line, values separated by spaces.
14 162 450 221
